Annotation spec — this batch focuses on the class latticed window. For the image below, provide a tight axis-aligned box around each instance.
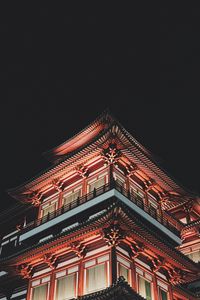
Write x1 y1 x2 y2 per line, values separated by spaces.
138 276 152 300
88 177 105 192
42 203 56 217
187 250 200 263
159 288 168 300
55 273 76 300
86 264 106 293
32 284 48 300
119 264 129 282
63 189 81 206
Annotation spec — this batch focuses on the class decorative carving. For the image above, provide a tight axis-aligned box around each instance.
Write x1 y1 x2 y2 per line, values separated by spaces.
43 253 57 269
167 268 185 285
51 178 64 192
101 143 121 165
151 256 166 273
157 191 173 210
158 191 187 210
130 242 144 259
102 223 125 247
76 165 89 178
26 191 43 207
17 263 33 279
125 163 138 177
70 241 86 259
16 224 22 231
183 201 193 214
144 179 156 192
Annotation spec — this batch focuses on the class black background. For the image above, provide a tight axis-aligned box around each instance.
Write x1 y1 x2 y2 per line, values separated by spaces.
0 4 199 212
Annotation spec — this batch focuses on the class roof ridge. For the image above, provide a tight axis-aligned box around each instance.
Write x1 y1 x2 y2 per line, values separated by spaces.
43 109 115 160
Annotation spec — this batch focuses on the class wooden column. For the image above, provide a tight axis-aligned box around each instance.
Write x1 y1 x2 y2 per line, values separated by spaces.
143 190 149 206
109 164 115 187
111 246 117 284
49 271 55 300
26 280 32 300
131 260 137 290
58 190 63 209
78 259 84 296
152 274 159 300
82 177 87 196
168 284 174 300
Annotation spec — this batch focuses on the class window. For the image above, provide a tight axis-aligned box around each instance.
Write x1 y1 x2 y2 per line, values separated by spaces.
187 250 200 263
88 177 105 192
159 288 168 300
116 177 124 187
55 274 76 300
119 264 129 282
130 185 144 201
117 255 131 284
138 276 152 300
42 203 56 217
86 264 106 293
63 189 81 206
32 284 47 300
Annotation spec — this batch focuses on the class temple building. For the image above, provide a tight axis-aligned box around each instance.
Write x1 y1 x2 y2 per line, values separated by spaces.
0 111 199 300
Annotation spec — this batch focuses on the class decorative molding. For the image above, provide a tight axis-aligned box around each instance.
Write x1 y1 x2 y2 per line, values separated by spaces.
76 165 89 178
70 241 86 259
144 178 156 192
43 253 57 269
101 143 121 165
51 178 64 192
167 268 186 285
102 223 125 247
151 256 166 273
183 202 193 214
125 163 138 177
25 191 43 207
17 263 33 279
129 242 144 259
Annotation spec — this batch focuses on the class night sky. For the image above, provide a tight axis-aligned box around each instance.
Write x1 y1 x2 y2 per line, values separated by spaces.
0 4 199 213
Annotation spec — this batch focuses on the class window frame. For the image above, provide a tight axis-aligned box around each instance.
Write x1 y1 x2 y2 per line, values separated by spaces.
54 269 78 300
62 185 82 207
137 274 153 300
83 254 110 294
87 172 108 193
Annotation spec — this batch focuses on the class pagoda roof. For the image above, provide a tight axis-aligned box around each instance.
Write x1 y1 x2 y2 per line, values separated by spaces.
2 201 199 279
7 111 196 205
77 277 145 300
43 110 114 163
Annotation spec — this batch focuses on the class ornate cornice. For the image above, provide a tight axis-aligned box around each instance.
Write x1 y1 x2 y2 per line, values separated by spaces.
101 143 121 165
25 191 43 207
144 178 156 192
129 242 144 259
16 263 33 279
125 163 139 177
43 253 57 269
76 165 89 178
51 178 64 192
102 223 125 247
70 241 86 259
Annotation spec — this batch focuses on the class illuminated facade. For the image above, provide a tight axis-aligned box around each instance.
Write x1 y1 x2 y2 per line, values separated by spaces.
0 112 199 300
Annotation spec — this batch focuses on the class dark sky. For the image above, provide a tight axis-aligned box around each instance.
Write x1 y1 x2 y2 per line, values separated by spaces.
0 4 199 213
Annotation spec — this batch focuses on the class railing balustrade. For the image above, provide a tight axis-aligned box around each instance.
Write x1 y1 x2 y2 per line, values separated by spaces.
1 181 182 249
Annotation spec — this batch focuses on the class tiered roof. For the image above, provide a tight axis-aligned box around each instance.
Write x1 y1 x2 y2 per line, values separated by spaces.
7 111 199 212
77 277 145 300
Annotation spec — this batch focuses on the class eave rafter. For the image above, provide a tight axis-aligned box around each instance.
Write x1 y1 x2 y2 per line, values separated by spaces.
4 203 199 284
7 115 192 209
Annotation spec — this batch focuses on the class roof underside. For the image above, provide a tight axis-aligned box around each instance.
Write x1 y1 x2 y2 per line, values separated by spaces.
78 277 145 300
8 111 192 198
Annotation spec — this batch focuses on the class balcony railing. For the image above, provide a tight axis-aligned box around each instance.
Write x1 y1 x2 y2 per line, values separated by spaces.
17 181 181 237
